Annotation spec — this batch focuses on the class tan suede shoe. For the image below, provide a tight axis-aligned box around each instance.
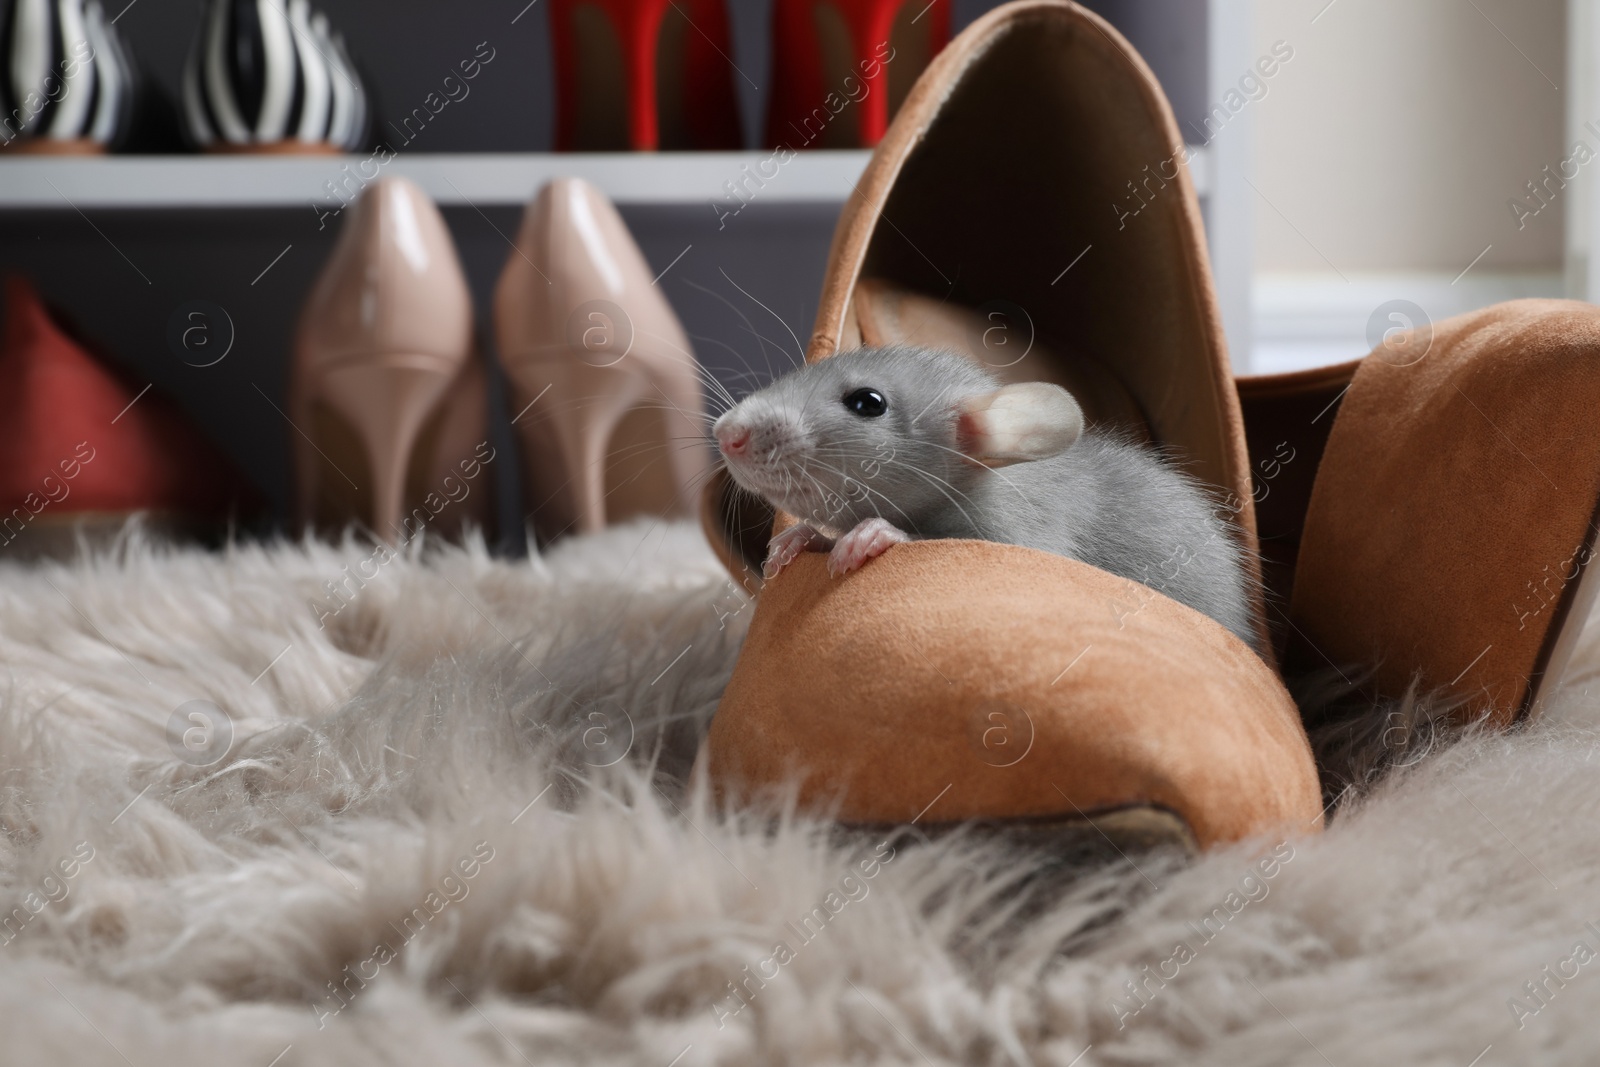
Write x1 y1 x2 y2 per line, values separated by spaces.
708 543 1321 850
1274 300 1600 727
699 0 1324 851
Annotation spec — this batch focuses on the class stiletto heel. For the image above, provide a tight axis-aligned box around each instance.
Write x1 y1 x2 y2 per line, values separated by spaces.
549 0 742 151
292 177 492 542
650 357 715 516
765 0 951 149
510 355 650 535
494 177 710 543
309 358 455 537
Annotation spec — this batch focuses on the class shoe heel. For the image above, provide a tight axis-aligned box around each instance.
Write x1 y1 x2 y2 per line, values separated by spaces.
645 356 713 517
767 0 949 148
611 0 665 151
411 351 495 542
554 0 668 150
551 0 740 151
309 356 455 540
511 354 650 536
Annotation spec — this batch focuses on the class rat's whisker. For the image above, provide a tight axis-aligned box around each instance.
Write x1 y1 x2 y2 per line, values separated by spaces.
687 335 776 393
915 438 1035 506
799 455 921 534
719 267 804 367
674 355 740 411
910 383 958 426
733 323 800 367
884 458 982 536
592 436 711 470
681 277 786 382
628 398 722 429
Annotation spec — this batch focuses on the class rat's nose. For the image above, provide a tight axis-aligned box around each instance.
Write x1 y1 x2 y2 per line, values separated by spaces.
716 423 751 457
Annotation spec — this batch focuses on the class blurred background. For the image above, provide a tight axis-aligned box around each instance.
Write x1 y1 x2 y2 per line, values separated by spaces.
1250 0 1569 373
0 0 1577 533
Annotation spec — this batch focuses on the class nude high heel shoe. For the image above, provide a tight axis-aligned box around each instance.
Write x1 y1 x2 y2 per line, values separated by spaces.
493 177 709 543
292 176 493 542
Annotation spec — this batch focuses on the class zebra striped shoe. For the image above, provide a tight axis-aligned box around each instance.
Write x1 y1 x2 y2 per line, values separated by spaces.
0 0 139 153
181 0 369 153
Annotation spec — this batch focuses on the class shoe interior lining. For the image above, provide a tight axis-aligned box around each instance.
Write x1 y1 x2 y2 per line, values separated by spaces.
859 12 1234 504
1235 360 1360 658
852 278 1152 442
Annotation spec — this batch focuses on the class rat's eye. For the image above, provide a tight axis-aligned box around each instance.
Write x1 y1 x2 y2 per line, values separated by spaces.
843 388 887 417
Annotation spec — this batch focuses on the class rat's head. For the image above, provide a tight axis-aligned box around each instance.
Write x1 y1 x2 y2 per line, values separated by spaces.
712 345 1084 534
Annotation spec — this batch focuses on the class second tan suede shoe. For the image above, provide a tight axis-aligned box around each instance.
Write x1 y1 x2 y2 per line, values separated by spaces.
1285 300 1600 727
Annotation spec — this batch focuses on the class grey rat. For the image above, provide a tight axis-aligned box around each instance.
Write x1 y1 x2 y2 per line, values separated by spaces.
711 345 1259 650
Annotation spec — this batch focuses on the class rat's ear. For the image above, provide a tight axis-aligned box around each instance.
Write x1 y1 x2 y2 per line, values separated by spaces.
957 383 1085 466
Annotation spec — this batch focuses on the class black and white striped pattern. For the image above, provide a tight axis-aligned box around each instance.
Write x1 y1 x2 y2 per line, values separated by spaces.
182 0 367 150
0 0 135 147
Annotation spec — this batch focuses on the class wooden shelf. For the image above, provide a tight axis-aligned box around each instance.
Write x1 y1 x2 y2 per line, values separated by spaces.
0 150 875 209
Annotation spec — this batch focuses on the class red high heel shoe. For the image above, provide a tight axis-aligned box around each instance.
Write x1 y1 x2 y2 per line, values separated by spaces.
549 0 743 151
765 0 951 149
0 275 262 557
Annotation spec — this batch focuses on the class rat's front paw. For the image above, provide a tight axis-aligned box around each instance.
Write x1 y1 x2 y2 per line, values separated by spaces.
764 523 831 579
827 518 910 577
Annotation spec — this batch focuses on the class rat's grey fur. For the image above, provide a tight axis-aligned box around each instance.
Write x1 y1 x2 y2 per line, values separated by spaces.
716 345 1258 649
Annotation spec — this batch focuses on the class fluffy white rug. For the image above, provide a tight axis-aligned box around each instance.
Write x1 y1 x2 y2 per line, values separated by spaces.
4 519 1600 1066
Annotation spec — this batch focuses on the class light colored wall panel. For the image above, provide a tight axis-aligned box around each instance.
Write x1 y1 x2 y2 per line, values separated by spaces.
1253 0 1566 273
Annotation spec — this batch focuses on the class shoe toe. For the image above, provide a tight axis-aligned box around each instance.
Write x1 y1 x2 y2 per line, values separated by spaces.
703 539 1324 850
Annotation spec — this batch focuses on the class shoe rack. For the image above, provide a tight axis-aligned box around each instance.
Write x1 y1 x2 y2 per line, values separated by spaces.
0 0 1228 542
